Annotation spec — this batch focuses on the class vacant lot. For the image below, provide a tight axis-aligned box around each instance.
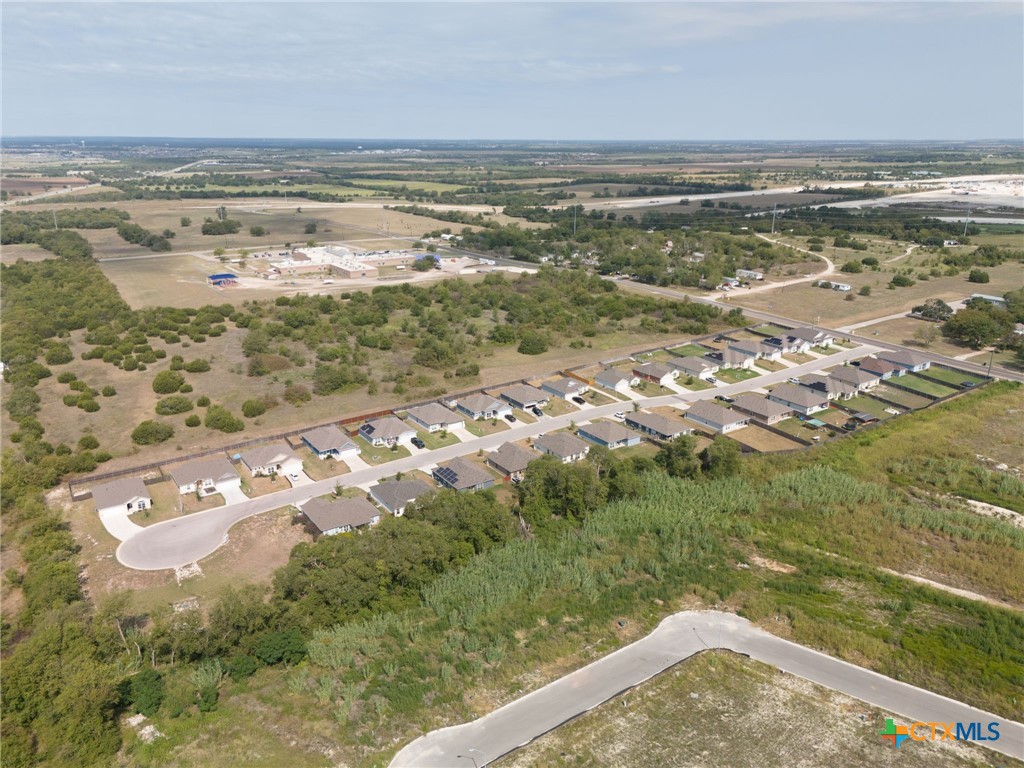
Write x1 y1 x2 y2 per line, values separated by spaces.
498 651 1006 768
873 385 933 410
855 315 972 357
843 395 898 420
922 367 988 387
728 424 805 453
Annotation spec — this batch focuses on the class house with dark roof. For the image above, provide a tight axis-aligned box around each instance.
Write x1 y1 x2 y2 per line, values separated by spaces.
667 356 719 380
500 384 549 410
168 456 241 496
594 368 639 394
685 401 749 434
800 374 857 401
727 339 782 361
433 457 496 492
624 410 692 440
578 421 642 449
486 442 540 482
92 477 151 517
857 357 904 380
731 394 793 425
239 444 303 477
633 361 678 386
828 366 880 392
457 394 512 421
534 432 590 463
541 377 589 401
405 403 465 433
876 349 932 372
301 496 381 536
788 327 835 348
369 478 432 516
301 425 360 461
767 384 830 416
359 416 416 447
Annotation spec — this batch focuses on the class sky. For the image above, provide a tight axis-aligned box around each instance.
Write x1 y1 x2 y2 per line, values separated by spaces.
2 1 1022 140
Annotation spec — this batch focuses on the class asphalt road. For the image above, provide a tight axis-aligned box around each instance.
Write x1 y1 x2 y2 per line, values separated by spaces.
115 344 873 570
389 611 1024 767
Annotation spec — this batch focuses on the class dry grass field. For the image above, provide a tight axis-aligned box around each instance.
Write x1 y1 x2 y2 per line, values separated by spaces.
728 424 805 453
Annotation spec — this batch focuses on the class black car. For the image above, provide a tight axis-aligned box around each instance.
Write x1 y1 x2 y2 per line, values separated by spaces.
411 437 426 449
715 395 735 404
504 413 517 423
572 396 586 405
531 406 543 417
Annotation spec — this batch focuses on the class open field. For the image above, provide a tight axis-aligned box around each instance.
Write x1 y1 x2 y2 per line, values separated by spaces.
853 316 976 357
0 242 58 263
728 424 805 452
497 650 1012 768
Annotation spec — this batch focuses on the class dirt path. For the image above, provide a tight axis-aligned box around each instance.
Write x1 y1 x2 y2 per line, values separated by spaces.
879 568 1021 612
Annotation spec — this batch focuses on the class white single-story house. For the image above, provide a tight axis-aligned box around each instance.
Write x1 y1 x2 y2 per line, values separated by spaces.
767 384 830 416
594 368 639 394
685 400 749 434
624 410 692 440
731 394 793 425
369 478 433 516
800 374 858 401
857 357 905 379
736 268 764 281
359 416 416 447
541 377 590 401
728 340 782 361
92 477 151 516
500 384 550 411
405 403 465 433
764 335 812 355
876 349 932 372
577 421 643 450
457 394 512 421
433 457 496 492
789 327 835 348
301 425 361 461
239 444 304 477
668 356 719 380
534 432 590 464
828 366 880 392
168 456 241 496
704 349 755 370
301 496 381 536
486 442 541 482
633 362 678 387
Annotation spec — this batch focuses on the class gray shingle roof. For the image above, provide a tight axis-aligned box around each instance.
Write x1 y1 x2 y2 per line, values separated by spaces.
91 476 150 510
406 402 461 427
543 378 587 397
535 432 590 459
768 384 829 408
595 368 633 387
877 349 931 368
302 496 379 533
487 442 540 475
169 456 238 488
360 416 414 441
434 457 495 491
686 400 747 427
500 383 548 406
240 443 300 469
732 393 793 420
634 361 674 379
828 366 879 387
459 394 506 414
301 425 357 454
370 478 432 512
579 421 641 444
667 356 716 375
624 410 691 437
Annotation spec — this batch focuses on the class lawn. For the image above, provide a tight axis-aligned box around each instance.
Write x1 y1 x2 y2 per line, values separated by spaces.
582 389 617 406
919 367 988 387
351 435 411 464
299 449 348 481
463 418 511 438
543 398 579 417
750 323 790 337
783 352 815 364
414 429 462 450
898 374 959 399
753 359 786 372
872 385 932 410
676 377 714 391
667 343 708 357
843 395 897 420
715 368 761 384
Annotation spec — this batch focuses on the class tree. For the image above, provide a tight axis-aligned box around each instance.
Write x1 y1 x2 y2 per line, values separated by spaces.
942 308 1013 348
152 370 185 394
405 489 515 556
699 436 742 479
912 299 953 322
968 269 990 284
304 221 318 234
890 274 915 288
155 395 193 415
840 260 863 274
131 420 174 445
858 285 872 296
249 225 267 237
913 325 939 347
411 257 435 272
128 669 165 716
185 414 201 427
204 405 244 433
654 435 701 479
517 330 548 355
516 455 606 527
180 216 191 227
254 629 307 666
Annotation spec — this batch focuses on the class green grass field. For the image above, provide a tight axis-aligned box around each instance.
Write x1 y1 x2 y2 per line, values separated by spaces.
920 367 988 387
897 374 958 398
872 385 933 409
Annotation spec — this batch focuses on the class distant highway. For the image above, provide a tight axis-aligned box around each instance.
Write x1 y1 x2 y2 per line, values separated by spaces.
390 611 1024 766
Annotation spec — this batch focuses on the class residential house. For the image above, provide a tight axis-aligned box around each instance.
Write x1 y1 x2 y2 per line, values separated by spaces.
534 432 590 463
632 362 678 387
577 421 643 450
369 478 432 516
301 425 361 461
704 349 755 370
727 339 782 362
301 496 381 536
764 335 812 355
433 457 496 492
667 356 719 380
876 349 932 372
624 410 691 440
685 400 749 434
359 416 416 447
736 268 764 281
828 366 880 392
500 384 550 411
239 444 304 477
594 368 639 394
92 477 151 517
857 357 904 379
486 442 540 482
800 374 858 401
169 456 241 496
405 403 465 433
767 384 830 416
789 327 836 348
731 394 793 425
457 394 512 421
541 377 590 401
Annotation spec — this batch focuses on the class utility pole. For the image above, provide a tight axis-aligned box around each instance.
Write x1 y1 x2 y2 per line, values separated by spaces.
52 209 59 229
770 203 777 235
962 209 971 239
572 205 577 236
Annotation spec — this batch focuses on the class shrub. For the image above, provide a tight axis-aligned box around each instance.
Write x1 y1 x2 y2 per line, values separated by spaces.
517 330 549 355
95 451 113 463
45 344 74 365
79 399 100 412
57 371 77 384
227 655 260 682
100 385 117 397
205 406 244 433
179 383 194 393
890 274 915 288
242 399 267 418
185 414 201 427
184 359 211 373
63 394 79 407
77 435 100 450
283 385 311 405
152 370 185 394
196 395 211 407
861 256 879 267
131 420 174 445
858 285 872 296
968 269 990 284
254 629 307 666
129 669 165 716
155 396 193 415
840 260 863 274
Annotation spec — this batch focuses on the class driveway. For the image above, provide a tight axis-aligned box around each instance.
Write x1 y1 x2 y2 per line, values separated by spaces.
390 610 1024 767
98 508 145 542
217 483 249 506
344 455 371 472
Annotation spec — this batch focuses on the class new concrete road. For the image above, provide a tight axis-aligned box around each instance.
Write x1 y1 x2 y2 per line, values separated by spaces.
115 344 874 571
390 611 1024 767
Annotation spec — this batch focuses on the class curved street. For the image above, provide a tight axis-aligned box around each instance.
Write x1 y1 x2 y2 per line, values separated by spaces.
389 611 1024 767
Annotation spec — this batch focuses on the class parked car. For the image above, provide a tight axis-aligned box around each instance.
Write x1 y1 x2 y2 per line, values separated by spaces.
613 412 625 419
961 381 977 388
531 406 543 417
411 436 426 449
706 376 718 384
572 396 586 405
504 413 517 423
715 395 734 404
789 377 802 384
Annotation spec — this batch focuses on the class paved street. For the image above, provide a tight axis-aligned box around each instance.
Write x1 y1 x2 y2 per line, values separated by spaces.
115 344 874 570
390 611 1024 767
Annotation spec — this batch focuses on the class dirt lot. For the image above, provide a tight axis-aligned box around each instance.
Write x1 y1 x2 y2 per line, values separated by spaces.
728 424 805 453
498 650 1006 768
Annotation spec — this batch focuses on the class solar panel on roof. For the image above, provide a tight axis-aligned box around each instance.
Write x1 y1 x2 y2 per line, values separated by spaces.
435 467 459 485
